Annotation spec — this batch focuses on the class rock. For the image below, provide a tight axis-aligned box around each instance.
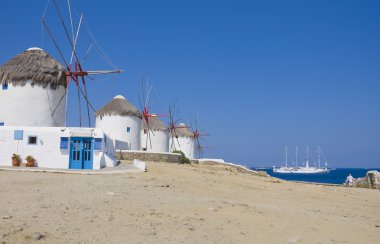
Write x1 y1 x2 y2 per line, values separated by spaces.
32 232 44 240
348 171 380 189
2 215 12 219
366 171 380 189
257 171 268 177
354 178 370 188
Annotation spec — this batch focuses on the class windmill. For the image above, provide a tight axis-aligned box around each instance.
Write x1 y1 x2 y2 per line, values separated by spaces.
188 116 210 158
168 101 189 152
137 76 168 150
42 0 123 127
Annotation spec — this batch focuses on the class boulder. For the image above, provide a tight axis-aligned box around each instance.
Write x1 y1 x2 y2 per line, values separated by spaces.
366 170 380 189
353 178 370 188
346 170 380 189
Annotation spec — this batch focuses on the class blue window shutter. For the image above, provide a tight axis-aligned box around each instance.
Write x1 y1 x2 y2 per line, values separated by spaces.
14 130 23 140
94 138 102 150
60 137 69 149
126 127 131 133
0 122 4 126
2 83 8 90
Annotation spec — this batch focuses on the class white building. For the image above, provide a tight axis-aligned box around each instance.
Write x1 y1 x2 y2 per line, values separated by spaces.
95 95 142 151
141 117 169 152
169 123 195 159
0 48 116 170
0 48 66 127
0 126 115 169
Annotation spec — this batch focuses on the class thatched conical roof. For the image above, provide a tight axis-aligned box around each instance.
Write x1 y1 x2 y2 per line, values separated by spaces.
0 47 66 89
142 116 168 132
96 95 142 118
172 123 194 138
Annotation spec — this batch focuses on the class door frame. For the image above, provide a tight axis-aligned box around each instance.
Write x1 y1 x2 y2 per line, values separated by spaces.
69 137 94 169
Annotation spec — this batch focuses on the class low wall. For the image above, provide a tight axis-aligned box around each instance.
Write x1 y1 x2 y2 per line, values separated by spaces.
116 150 182 164
197 159 266 176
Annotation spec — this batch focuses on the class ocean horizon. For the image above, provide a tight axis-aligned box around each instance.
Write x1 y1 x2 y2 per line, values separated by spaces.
249 167 380 185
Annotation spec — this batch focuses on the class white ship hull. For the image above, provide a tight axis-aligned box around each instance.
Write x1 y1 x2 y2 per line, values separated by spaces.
273 167 331 174
273 146 331 174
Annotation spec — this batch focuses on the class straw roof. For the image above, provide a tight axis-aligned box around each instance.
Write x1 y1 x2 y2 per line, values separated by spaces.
142 116 168 132
96 95 142 118
172 123 194 138
0 48 66 89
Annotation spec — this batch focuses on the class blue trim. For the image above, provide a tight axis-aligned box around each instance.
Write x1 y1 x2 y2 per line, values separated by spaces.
14 130 23 140
60 137 69 149
94 138 102 151
2 83 8 90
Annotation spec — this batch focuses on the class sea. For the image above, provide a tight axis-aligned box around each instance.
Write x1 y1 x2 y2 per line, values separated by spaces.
249 167 380 185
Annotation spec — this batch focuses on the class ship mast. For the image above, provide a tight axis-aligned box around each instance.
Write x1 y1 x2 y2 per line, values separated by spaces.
295 146 298 167
318 146 321 169
306 146 309 168
285 145 288 168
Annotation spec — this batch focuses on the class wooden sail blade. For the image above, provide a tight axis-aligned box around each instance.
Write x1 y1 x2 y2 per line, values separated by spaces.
137 94 144 112
52 0 81 66
86 70 124 75
70 14 83 66
81 76 91 127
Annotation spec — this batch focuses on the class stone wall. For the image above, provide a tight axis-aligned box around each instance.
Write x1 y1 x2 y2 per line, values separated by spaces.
116 150 183 164
197 159 266 176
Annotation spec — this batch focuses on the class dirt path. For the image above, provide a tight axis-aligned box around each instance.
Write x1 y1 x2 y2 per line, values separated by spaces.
0 162 379 243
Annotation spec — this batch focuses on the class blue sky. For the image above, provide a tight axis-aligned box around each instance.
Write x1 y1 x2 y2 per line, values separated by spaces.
1 0 379 167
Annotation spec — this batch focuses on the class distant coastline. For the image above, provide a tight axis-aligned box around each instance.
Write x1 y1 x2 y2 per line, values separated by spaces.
250 167 380 185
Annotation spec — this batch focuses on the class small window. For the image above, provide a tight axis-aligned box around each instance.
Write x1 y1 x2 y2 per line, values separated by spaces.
0 122 4 126
94 138 102 150
60 137 69 149
14 130 23 140
28 136 37 145
2 82 8 90
126 127 131 133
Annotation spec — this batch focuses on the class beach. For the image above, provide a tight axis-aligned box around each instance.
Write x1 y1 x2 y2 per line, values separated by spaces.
0 162 379 244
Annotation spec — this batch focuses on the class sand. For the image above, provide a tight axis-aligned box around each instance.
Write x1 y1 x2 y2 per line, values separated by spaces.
0 162 379 244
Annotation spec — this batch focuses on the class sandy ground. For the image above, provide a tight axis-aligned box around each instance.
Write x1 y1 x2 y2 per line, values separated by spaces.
0 162 379 244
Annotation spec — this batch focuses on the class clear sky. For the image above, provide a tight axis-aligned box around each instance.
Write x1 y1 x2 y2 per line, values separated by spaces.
1 0 379 168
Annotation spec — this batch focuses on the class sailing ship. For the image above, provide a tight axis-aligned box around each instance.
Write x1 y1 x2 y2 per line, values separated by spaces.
273 146 331 174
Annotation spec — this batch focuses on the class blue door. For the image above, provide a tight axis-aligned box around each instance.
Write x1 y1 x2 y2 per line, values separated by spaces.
69 137 94 169
82 138 93 169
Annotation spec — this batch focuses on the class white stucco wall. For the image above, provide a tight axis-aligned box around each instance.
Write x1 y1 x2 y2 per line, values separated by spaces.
0 126 115 169
140 130 169 153
0 82 66 127
169 136 195 159
95 115 141 151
